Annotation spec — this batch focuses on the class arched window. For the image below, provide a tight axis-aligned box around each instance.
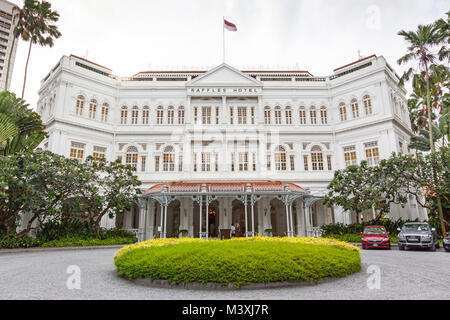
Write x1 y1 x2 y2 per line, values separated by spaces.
76 95 85 116
299 106 306 124
125 146 138 169
285 107 292 124
320 106 328 124
178 106 185 124
310 106 317 124
101 103 109 122
131 106 139 125
89 99 97 119
363 95 372 115
157 106 164 124
264 107 271 125
120 106 128 124
351 98 359 118
311 146 324 171
163 146 175 172
168 106 175 124
339 103 347 121
275 146 287 171
142 106 149 124
275 106 282 124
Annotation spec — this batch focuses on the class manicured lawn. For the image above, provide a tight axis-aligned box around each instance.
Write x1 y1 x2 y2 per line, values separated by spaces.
114 237 361 287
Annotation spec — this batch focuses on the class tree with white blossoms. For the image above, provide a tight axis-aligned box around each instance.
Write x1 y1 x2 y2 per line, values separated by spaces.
0 151 142 237
75 157 142 236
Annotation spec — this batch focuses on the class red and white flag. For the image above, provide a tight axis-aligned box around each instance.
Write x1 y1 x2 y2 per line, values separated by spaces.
224 19 237 32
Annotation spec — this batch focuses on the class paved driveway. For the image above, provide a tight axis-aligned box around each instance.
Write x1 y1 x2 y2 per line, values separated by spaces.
0 247 449 300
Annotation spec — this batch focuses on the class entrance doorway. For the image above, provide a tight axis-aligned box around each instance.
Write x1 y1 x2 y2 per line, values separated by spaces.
208 200 220 238
232 200 246 237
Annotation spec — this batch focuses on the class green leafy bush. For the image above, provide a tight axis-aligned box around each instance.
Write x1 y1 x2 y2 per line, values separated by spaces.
320 218 419 236
323 234 398 243
36 218 136 242
114 238 361 287
0 235 41 248
41 237 136 248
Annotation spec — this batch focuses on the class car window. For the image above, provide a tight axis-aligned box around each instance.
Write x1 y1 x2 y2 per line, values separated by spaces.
363 227 387 234
403 224 429 232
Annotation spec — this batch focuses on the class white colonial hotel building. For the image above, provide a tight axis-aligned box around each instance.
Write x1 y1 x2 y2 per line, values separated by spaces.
36 54 428 240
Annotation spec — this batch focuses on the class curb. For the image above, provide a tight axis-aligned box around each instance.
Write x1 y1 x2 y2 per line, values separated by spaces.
128 276 345 291
0 245 125 255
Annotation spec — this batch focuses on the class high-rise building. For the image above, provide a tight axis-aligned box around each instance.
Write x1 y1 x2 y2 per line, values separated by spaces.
0 0 18 91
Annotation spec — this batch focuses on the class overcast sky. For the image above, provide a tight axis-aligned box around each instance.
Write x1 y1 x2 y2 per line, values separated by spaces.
7 0 449 109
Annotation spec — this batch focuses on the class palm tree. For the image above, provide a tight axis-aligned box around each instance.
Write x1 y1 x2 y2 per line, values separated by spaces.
398 24 441 154
434 10 449 62
0 91 46 156
408 64 450 135
4 0 38 91
398 24 448 237
409 117 448 151
21 0 62 99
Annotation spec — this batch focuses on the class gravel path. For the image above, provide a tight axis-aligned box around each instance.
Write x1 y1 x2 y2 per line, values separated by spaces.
0 247 448 300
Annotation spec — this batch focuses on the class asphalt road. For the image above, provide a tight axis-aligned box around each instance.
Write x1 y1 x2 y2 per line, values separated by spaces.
0 247 449 300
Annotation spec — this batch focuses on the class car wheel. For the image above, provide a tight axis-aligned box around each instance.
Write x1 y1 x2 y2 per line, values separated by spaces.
435 243 440 249
399 245 405 251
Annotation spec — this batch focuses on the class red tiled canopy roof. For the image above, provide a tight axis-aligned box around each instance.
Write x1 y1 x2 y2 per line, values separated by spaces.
146 181 305 194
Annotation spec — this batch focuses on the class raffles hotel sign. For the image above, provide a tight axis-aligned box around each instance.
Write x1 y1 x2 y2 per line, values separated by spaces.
188 87 262 96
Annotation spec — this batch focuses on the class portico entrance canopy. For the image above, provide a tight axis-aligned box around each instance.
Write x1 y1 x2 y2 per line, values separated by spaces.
142 181 321 239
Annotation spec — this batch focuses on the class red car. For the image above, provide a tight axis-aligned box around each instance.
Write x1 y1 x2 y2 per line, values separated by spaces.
361 226 391 250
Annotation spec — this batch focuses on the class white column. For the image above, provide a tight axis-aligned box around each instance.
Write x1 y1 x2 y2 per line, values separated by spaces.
147 200 156 240
244 196 248 237
159 204 164 239
221 96 227 124
206 199 209 240
251 196 255 237
138 202 147 242
296 199 305 237
163 204 168 239
289 203 294 237
286 203 291 237
199 196 203 238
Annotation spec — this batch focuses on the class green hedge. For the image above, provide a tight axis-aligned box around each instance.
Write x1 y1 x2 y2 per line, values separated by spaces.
115 238 361 287
320 218 419 236
0 236 136 249
323 234 398 243
41 237 137 248
0 236 41 249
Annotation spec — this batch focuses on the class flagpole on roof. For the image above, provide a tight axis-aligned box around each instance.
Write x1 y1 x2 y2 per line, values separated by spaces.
223 16 225 63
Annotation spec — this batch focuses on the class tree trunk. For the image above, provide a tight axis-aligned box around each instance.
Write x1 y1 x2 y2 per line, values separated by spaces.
15 214 38 237
21 41 32 99
425 64 447 237
4 36 16 91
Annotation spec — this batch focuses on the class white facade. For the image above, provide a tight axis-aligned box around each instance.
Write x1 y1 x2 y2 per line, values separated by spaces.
36 54 428 240
0 0 18 91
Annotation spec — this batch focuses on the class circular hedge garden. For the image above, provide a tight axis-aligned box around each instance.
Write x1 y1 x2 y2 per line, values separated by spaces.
114 237 361 288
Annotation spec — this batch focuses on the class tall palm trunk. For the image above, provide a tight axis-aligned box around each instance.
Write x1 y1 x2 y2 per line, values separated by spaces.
4 37 16 91
425 64 447 237
21 41 32 99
